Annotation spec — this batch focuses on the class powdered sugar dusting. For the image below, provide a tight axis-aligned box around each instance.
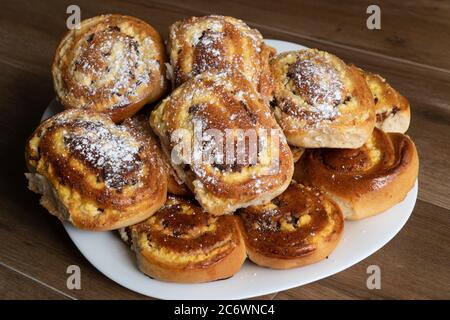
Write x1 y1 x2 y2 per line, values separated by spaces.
64 120 143 189
287 55 344 122
192 29 225 75
172 16 265 86
71 26 155 109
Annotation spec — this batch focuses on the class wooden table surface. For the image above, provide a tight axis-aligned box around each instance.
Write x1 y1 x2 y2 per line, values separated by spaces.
0 0 449 300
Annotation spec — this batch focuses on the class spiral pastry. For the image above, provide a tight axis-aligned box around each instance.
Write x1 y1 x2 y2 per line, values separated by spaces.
121 113 192 196
150 70 294 215
168 15 275 101
52 14 168 123
357 67 410 133
238 181 343 269
25 109 167 231
294 128 419 220
128 195 246 283
270 49 375 148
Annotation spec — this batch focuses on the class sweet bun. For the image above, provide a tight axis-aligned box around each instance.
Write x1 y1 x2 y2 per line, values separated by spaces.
270 49 375 148
168 15 275 101
294 128 419 220
121 113 192 196
25 109 167 230
150 69 294 215
52 14 168 123
238 181 343 269
128 195 246 283
357 67 410 133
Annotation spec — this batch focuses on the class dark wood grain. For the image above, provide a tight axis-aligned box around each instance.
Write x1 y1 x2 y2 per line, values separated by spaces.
0 263 70 300
147 0 450 70
0 0 448 300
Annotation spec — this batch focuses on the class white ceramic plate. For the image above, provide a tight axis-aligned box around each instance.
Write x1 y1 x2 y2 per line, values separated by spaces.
41 39 418 300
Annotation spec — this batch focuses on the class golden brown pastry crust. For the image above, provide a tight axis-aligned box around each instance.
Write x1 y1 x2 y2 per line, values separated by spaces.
52 14 168 123
122 113 192 196
238 181 343 269
25 109 167 230
129 195 246 283
357 67 410 133
168 15 275 101
270 49 375 148
150 69 294 215
294 128 419 220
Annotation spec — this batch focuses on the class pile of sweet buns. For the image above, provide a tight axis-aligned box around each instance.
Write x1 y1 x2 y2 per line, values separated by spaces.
25 14 418 283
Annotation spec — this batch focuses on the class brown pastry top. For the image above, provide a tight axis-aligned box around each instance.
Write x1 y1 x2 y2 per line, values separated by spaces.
25 109 167 229
168 15 275 99
238 182 343 258
130 195 243 268
357 67 410 130
150 69 294 213
122 113 191 196
294 128 418 196
52 14 167 118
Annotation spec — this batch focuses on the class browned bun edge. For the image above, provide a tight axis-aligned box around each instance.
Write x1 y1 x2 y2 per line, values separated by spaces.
294 131 419 220
240 221 342 269
345 133 418 220
25 172 167 231
135 234 246 283
24 109 168 231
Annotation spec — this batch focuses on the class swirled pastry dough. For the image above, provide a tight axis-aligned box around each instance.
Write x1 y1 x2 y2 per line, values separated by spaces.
357 67 410 133
122 113 192 196
128 195 246 283
150 70 294 215
52 14 168 122
270 49 375 148
294 128 419 220
168 15 275 101
238 181 343 269
25 109 167 230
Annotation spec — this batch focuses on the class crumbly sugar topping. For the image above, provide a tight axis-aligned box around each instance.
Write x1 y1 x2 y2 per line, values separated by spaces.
192 29 225 75
287 54 344 122
71 26 156 109
63 119 143 189
174 16 264 85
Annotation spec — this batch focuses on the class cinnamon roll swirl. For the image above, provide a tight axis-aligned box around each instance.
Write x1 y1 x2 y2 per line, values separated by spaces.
25 109 167 231
238 181 344 269
168 15 275 100
128 195 246 283
270 49 375 148
52 14 168 123
122 114 191 196
357 67 410 133
294 128 419 220
150 70 294 215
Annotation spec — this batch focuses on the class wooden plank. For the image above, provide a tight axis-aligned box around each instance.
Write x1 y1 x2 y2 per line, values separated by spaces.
144 0 450 70
0 263 70 299
0 195 154 299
